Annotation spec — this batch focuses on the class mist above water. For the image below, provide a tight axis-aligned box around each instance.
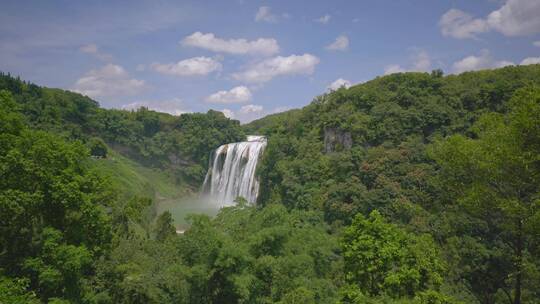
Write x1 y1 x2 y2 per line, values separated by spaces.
158 135 267 231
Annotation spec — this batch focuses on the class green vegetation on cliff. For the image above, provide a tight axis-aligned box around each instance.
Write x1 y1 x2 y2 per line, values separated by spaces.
248 65 540 303
0 71 245 191
1 65 540 303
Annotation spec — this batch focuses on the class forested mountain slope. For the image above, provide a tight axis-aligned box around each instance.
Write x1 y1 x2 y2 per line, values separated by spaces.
0 72 245 195
247 65 540 217
1 65 539 303
245 65 540 303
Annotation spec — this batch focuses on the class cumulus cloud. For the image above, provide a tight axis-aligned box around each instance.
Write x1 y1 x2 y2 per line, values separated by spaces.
221 109 235 119
206 86 252 104
326 35 349 51
221 104 290 123
328 78 352 91
496 60 516 68
521 57 540 65
181 32 279 56
411 50 432 71
384 64 406 75
315 15 331 24
232 53 320 83
122 98 190 116
238 104 264 123
440 0 540 39
72 64 146 98
452 49 514 74
150 57 222 76
255 6 278 23
220 104 264 123
79 43 113 61
383 50 431 75
439 9 489 39
486 0 540 36
239 104 263 114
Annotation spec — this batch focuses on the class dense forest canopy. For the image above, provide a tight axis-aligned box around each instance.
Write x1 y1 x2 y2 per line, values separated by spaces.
1 65 540 303
0 72 245 188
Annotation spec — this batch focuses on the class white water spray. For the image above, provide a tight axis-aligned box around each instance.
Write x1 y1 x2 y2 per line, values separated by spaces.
202 135 267 206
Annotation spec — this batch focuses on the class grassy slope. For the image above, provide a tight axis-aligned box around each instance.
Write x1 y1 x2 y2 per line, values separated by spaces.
92 148 212 230
91 149 192 201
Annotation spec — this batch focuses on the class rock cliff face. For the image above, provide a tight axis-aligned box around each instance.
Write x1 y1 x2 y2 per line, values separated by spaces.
324 127 352 153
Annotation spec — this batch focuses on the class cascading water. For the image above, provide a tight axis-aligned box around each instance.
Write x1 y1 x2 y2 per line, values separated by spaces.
201 135 267 206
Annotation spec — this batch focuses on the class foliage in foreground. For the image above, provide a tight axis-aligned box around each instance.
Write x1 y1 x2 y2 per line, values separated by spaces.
0 90 113 302
249 66 540 303
430 87 540 303
2 65 540 303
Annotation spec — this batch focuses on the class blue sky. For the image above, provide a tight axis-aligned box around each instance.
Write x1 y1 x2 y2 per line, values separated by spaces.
1 0 539 122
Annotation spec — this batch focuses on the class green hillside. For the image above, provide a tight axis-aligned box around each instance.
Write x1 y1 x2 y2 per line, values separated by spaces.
0 71 245 191
91 149 190 199
1 65 540 303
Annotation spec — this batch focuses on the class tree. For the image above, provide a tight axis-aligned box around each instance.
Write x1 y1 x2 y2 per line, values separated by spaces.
0 90 113 302
430 87 540 304
88 137 108 158
342 211 444 298
0 275 39 304
154 211 176 241
22 228 93 301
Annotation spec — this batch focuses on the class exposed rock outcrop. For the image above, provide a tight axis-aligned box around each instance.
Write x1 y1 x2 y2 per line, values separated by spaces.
324 127 352 153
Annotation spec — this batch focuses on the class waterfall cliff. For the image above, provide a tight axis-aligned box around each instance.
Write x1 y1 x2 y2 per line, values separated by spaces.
202 135 267 206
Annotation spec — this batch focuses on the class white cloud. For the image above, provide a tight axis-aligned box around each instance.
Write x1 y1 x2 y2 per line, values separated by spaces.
486 0 540 36
221 109 235 119
122 98 190 116
495 60 516 68
135 64 146 71
439 9 489 39
383 50 432 75
315 14 331 24
221 104 290 123
79 43 113 61
206 86 252 104
150 56 222 76
255 6 278 23
384 64 406 75
411 50 431 71
328 78 352 91
238 104 264 123
521 57 540 65
220 104 265 123
232 53 320 83
534 41 540 47
239 104 263 114
326 35 349 51
80 44 98 54
452 49 514 74
181 32 279 56
72 64 146 98
440 0 540 39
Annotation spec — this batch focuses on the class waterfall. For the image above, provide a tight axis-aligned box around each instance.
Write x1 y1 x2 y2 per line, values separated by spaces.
202 135 267 206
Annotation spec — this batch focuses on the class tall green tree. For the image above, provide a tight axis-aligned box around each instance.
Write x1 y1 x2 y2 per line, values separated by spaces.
430 87 540 304
0 90 113 302
342 211 444 298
